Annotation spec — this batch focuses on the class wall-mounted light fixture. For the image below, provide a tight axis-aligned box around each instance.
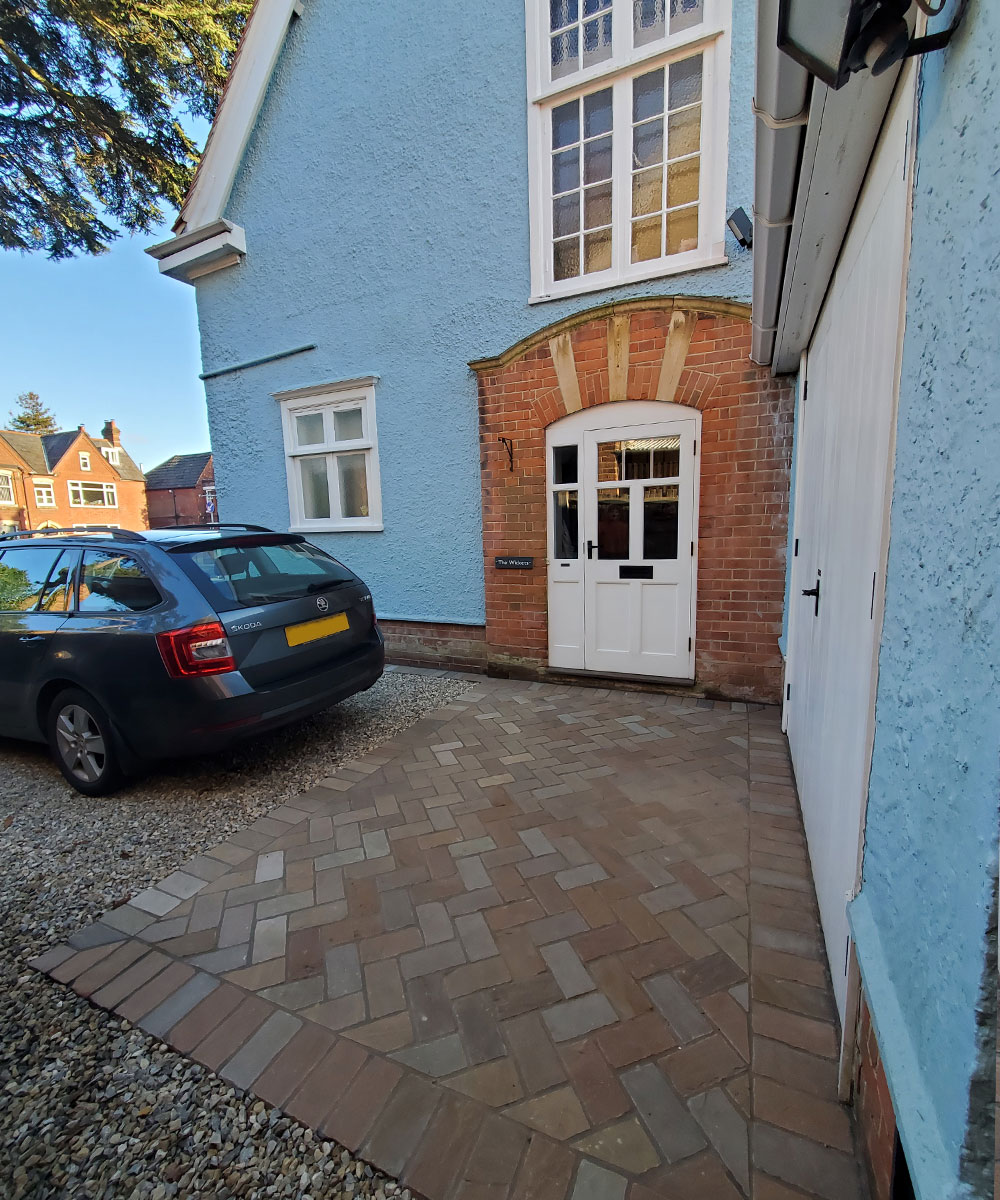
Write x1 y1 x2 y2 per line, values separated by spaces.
727 207 753 249
777 0 968 91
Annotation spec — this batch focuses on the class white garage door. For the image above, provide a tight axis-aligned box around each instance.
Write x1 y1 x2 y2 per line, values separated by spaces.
785 70 916 1021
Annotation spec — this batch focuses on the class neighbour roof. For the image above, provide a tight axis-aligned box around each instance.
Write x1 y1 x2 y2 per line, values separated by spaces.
94 438 146 482
0 427 145 481
40 431 79 469
145 452 213 491
0 430 49 474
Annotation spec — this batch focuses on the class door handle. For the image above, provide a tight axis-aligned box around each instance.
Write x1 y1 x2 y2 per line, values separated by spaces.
801 578 821 616
587 540 598 559
19 635 45 643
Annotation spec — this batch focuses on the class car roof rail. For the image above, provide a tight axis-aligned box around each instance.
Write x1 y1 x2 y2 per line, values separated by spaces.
163 523 273 532
0 526 147 543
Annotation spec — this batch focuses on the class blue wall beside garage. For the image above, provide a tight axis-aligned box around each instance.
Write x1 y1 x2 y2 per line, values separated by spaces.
849 5 1000 1197
193 0 757 626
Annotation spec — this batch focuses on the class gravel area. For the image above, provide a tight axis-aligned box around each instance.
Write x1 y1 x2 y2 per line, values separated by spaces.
0 669 473 1199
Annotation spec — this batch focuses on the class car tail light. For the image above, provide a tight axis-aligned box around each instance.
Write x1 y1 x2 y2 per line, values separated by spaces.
157 622 236 678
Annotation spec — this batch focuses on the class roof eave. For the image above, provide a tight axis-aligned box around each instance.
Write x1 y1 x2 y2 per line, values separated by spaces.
752 1 912 373
147 0 305 285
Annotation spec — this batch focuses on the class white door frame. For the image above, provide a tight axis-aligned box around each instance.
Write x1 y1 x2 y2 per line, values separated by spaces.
545 400 701 678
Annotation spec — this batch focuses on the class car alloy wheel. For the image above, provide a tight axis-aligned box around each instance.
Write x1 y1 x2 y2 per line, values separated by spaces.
54 703 107 784
46 687 124 796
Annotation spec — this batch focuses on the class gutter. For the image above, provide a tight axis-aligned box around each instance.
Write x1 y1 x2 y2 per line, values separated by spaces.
751 0 810 367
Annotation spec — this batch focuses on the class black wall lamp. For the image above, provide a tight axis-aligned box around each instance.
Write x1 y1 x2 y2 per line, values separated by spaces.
727 207 753 249
777 0 968 91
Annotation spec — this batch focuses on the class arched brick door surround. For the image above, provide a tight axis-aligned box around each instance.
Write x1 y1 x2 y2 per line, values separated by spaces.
471 298 794 702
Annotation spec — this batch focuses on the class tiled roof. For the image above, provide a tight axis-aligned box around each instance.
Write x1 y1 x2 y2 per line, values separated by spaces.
94 439 145 482
40 431 79 469
145 452 213 491
0 430 50 474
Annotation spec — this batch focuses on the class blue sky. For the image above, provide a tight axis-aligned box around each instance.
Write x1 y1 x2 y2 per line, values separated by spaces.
1 222 208 475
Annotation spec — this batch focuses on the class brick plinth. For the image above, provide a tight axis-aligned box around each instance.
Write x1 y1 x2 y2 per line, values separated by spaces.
472 299 794 703
856 990 897 1200
379 619 486 673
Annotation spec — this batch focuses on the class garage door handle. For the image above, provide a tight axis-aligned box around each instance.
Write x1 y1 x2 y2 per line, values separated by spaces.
19 635 45 643
801 579 821 616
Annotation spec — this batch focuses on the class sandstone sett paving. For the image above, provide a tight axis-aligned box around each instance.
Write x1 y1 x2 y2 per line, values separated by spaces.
26 675 869 1199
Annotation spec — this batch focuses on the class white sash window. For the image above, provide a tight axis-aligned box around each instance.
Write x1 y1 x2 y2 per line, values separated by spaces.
527 0 731 301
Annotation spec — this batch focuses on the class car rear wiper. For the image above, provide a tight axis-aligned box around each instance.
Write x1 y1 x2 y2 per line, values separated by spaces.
306 579 349 593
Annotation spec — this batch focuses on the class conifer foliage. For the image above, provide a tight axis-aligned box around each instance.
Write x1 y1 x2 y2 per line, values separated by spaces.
0 0 251 258
8 391 58 433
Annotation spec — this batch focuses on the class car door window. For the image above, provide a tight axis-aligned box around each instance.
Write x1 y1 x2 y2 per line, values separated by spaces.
78 551 162 613
0 546 65 611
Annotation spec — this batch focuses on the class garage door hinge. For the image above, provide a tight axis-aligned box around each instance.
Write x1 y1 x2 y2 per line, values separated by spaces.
690 541 694 556
693 439 697 454
786 683 791 701
794 538 799 557
688 637 692 652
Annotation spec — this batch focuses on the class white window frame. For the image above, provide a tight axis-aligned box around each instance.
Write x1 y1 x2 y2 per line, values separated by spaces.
34 481 56 507
0 470 14 506
274 376 384 533
68 480 118 508
525 0 731 303
101 446 121 466
79 452 91 471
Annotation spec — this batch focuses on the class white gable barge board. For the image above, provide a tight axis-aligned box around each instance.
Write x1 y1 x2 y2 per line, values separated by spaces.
180 0 304 233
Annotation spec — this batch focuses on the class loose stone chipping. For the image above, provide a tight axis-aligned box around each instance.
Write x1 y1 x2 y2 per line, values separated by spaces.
0 670 469 1199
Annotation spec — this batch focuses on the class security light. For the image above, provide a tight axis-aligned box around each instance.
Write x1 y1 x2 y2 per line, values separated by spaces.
777 0 968 91
727 207 753 249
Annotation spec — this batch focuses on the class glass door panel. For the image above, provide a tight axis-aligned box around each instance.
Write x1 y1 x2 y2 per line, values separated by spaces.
596 487 629 558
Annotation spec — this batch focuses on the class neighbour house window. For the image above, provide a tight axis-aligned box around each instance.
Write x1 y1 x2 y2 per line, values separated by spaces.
79 452 91 471
0 471 14 505
34 482 55 507
276 378 383 532
68 480 118 507
101 447 121 466
526 0 731 300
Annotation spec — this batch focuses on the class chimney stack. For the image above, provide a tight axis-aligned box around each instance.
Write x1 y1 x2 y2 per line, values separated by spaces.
102 419 121 447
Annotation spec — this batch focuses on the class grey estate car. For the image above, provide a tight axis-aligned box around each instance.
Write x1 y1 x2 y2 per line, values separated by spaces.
0 524 384 795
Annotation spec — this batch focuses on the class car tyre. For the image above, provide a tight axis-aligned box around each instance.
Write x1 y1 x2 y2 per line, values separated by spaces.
46 688 125 796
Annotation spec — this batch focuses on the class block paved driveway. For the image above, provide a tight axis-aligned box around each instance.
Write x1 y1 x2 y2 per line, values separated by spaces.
33 678 866 1200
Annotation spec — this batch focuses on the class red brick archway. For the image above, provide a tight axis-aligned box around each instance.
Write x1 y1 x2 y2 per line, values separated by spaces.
471 298 794 702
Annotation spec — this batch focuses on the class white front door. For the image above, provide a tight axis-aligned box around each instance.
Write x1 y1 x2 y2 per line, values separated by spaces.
547 402 698 680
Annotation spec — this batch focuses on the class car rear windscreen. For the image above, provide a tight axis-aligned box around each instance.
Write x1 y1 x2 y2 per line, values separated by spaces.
175 539 356 611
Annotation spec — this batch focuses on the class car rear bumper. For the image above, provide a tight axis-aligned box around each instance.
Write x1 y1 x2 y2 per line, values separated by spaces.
124 633 385 760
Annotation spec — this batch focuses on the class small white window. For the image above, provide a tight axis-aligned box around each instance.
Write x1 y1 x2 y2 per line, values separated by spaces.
79 452 91 471
68 480 118 507
526 0 731 301
101 446 121 466
275 377 383 532
34 482 56 507
0 471 14 506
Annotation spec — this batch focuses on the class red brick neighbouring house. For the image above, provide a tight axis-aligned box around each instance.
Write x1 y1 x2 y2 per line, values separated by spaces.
144 452 217 528
0 420 147 533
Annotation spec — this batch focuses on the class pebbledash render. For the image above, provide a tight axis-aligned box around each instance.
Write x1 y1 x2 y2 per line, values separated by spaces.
147 0 792 705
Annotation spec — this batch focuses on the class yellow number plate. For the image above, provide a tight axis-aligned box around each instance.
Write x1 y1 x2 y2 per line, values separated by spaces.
285 611 350 647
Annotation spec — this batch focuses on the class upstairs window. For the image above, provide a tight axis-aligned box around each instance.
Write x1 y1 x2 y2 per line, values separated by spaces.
0 471 14 506
526 0 731 300
34 481 56 507
79 452 91 471
69 480 117 507
101 446 121 466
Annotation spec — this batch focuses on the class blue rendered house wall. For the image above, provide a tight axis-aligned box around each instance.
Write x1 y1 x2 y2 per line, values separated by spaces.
193 0 757 626
848 6 1000 1197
